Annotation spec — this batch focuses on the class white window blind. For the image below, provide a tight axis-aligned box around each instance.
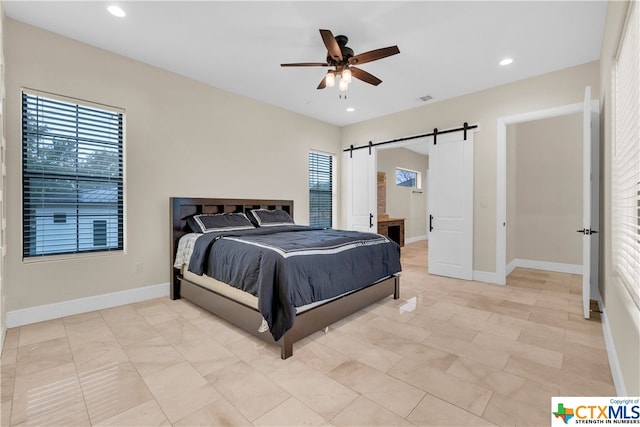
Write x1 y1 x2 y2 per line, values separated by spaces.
612 1 640 310
22 91 124 258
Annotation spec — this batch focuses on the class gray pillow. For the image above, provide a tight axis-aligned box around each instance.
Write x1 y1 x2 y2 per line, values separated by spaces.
187 213 255 233
248 209 294 227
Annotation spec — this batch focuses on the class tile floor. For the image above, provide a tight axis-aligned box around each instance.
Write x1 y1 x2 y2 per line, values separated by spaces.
1 241 615 426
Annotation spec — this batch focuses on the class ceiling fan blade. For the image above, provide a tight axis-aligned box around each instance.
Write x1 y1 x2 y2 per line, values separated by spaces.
350 67 382 86
349 46 400 65
320 29 343 62
281 62 329 67
317 77 327 90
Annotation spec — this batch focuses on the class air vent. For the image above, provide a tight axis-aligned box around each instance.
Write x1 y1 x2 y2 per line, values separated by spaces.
418 95 433 102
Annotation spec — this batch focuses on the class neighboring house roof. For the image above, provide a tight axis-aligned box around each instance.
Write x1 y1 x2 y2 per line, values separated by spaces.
30 188 119 206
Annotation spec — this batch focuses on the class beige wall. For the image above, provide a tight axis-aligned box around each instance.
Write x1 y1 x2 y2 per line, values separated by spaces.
341 61 599 273
377 147 428 241
599 0 639 395
4 19 341 311
512 114 583 265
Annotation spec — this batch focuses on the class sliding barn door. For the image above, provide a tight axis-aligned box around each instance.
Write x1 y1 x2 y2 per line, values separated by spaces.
428 131 474 280
344 147 377 232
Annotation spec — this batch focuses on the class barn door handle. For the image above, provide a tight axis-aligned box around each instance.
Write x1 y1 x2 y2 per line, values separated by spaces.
429 215 434 232
576 228 599 235
370 213 374 228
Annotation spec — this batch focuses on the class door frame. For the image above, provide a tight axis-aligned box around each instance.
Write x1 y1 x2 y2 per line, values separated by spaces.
496 100 599 285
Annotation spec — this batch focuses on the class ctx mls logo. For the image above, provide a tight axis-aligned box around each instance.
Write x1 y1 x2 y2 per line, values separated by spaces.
551 397 640 426
553 403 575 424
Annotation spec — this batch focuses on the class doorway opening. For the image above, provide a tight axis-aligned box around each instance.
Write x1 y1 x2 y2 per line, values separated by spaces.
505 113 583 276
497 102 585 283
377 138 430 248
496 88 599 320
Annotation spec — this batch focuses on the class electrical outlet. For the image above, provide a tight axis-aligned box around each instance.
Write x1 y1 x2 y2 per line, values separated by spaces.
134 262 143 273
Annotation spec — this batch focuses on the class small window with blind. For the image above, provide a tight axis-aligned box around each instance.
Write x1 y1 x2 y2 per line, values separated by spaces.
22 90 124 258
612 1 640 310
309 151 334 228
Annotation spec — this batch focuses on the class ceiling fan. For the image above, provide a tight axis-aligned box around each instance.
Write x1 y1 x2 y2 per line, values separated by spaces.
281 29 400 95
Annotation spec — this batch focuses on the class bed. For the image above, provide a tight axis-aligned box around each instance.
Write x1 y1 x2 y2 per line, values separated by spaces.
170 197 401 359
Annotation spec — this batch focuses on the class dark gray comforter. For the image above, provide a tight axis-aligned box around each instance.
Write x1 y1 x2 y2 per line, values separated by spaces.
187 225 402 340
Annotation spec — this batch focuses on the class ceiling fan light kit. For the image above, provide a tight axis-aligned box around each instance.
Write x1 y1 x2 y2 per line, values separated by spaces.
281 29 400 98
341 68 352 84
325 71 336 88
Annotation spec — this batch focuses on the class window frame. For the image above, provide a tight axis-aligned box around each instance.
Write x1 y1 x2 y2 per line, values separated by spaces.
308 150 336 228
611 1 640 310
21 89 125 260
396 167 422 189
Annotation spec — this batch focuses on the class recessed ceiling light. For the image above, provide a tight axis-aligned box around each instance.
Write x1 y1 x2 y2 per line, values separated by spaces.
346 107 355 112
499 58 514 66
107 5 126 17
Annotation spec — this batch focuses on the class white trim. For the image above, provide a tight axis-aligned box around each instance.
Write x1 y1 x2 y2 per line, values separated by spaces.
405 235 427 244
497 102 586 285
6 282 169 328
507 258 583 275
395 167 422 189
472 270 503 285
594 289 627 396
22 87 125 114
1 294 6 353
506 258 519 276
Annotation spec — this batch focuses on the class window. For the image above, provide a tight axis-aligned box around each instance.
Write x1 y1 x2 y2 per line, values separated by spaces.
612 2 640 310
53 213 66 224
309 151 334 228
22 91 124 258
93 220 107 247
396 168 421 188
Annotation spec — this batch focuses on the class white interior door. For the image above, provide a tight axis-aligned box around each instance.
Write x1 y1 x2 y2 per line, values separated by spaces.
428 131 474 280
344 147 377 232
580 86 600 319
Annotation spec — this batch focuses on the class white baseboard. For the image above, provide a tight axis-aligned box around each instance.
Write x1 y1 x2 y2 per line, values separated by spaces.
507 258 582 275
6 282 170 328
506 259 518 276
473 270 504 285
406 235 428 244
1 294 6 353
594 290 628 396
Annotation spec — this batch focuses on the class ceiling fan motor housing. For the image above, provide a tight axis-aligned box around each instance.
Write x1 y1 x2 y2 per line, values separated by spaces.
327 35 354 65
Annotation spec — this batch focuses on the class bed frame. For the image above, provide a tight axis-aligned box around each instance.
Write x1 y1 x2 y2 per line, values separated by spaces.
170 197 400 359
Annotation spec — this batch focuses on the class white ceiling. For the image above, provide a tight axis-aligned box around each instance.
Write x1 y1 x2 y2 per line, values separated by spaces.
4 1 607 127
